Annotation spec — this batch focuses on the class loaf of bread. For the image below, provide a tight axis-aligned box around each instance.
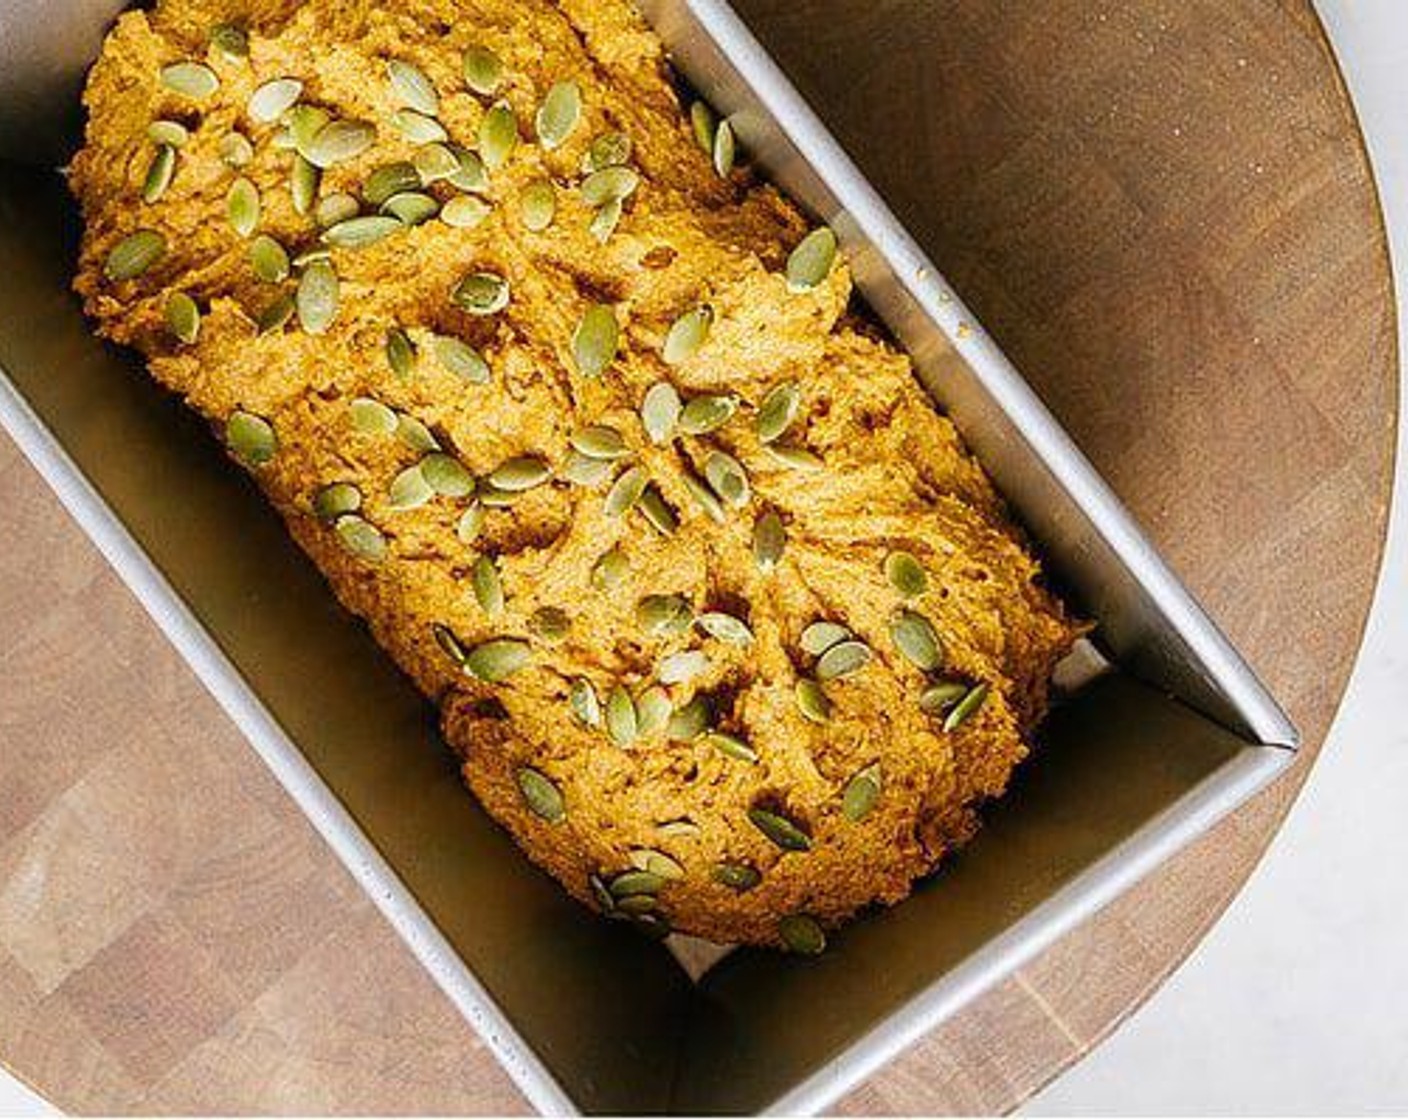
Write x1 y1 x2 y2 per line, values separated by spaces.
71 0 1083 951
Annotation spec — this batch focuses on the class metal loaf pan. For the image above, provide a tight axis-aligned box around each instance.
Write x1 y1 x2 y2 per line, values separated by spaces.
0 0 1297 1113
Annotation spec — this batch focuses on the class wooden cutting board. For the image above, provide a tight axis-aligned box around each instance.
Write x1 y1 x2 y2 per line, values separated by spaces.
0 0 1394 1112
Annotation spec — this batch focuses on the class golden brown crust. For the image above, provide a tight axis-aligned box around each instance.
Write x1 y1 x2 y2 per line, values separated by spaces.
72 0 1082 948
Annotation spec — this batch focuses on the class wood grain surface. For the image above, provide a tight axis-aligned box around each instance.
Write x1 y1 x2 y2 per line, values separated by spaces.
0 0 1395 1113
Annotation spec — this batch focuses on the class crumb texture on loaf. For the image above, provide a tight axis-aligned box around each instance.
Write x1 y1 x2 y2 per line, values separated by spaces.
71 0 1084 948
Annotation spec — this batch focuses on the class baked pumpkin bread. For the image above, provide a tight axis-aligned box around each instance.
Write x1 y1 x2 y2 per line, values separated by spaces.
72 0 1083 951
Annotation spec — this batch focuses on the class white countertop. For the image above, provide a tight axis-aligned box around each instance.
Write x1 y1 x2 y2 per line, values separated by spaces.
2 2 1403 1115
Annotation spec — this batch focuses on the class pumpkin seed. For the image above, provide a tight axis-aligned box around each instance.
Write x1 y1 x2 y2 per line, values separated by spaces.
580 166 639 206
891 609 943 671
421 453 475 497
630 848 684 880
387 464 433 510
249 235 289 283
163 291 200 344
452 271 510 314
564 450 613 487
689 101 717 153
289 154 320 216
313 482 361 522
678 392 735 434
382 191 439 225
640 382 681 443
517 767 564 822
432 622 466 665
536 81 581 149
295 259 339 334
488 455 550 491
447 145 489 192
387 58 439 116
142 144 177 203
520 179 556 231
210 23 249 64
604 465 647 516
589 873 615 912
787 227 838 292
756 381 801 443
753 510 786 572
364 161 422 206
779 914 826 955
713 862 760 891
704 451 750 507
919 680 968 715
466 638 531 682
705 731 758 764
885 550 928 598
570 425 629 460
440 194 492 229
635 686 672 737
748 808 811 852
323 215 402 248
610 869 664 898
944 682 990 732
591 547 628 589
816 639 873 681
636 593 692 637
606 685 637 746
569 678 601 727
316 192 360 228
161 62 219 100
291 247 332 269
671 474 721 525
667 694 711 741
658 650 709 685
713 119 736 176
413 142 461 183
479 101 518 169
638 487 679 536
794 678 831 724
462 45 505 95
219 131 254 166
306 119 376 168
383 326 415 377
842 763 882 822
764 443 825 471
589 198 623 243
287 105 330 156
388 107 444 143
471 555 504 615
396 412 440 452
531 606 571 642
617 893 661 918
584 132 632 173
225 410 276 466
662 306 712 364
248 78 302 123
435 335 491 382
226 177 260 236
255 292 295 334
148 119 190 147
105 229 167 281
456 503 485 544
335 515 387 561
349 396 397 435
696 611 753 646
572 303 619 378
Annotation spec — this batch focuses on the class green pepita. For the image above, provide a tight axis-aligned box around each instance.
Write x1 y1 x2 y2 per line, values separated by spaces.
462 46 505 95
142 144 177 204
530 606 572 642
387 59 439 116
536 81 582 150
842 763 882 822
163 291 200 344
640 382 681 444
658 650 709 685
756 381 801 443
678 393 736 435
604 465 648 516
683 473 726 523
572 303 619 378
382 191 440 226
161 61 219 100
295 259 339 334
225 410 276 467
466 639 532 682
591 547 628 589
440 194 492 229
391 108 447 144
478 101 518 169
147 119 190 147
564 450 613 487
519 179 556 231
421 453 475 497
662 306 713 365
606 684 638 746
891 609 943 671
255 292 295 334
635 686 672 737
696 611 753 646
705 731 758 764
364 161 422 206
748 808 811 852
753 510 786 572
323 215 402 249
335 515 387 561
396 412 440 452
306 118 376 168
667 694 711 741
387 464 433 510
794 678 831 724
249 235 290 283
570 425 630 460
435 335 491 382
713 119 736 176
487 455 550 491
413 141 461 183
517 767 564 822
944 683 990 732
816 639 873 681
588 198 623 243
432 622 466 665
248 78 302 123
580 166 639 206
636 593 692 638
313 481 361 522
690 101 717 153
704 451 750 508
290 154 320 216
630 848 684 880
919 680 968 715
885 550 928 598
471 555 504 615
226 177 260 237
105 229 167 281
638 486 679 536
569 679 601 728
456 503 485 544
786 227 838 292
713 862 760 891
452 271 510 315
349 396 397 436
779 914 826 955
210 23 249 64
219 131 254 167
447 145 489 192
609 869 664 898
